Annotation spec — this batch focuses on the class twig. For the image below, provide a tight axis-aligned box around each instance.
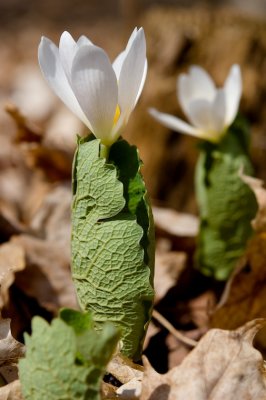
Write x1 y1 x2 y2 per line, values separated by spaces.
152 309 197 347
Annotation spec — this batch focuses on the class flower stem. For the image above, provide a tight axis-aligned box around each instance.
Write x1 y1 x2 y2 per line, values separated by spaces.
100 143 110 160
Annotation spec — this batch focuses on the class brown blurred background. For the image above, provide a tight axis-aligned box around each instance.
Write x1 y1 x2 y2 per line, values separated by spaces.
0 0 266 220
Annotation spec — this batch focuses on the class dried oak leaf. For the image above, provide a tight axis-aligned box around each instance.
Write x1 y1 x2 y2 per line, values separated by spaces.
0 379 23 400
0 242 25 309
6 103 72 182
107 354 143 385
107 354 143 400
116 377 142 399
22 143 72 182
141 320 266 400
154 251 187 304
0 317 25 385
211 234 266 339
152 207 198 253
30 184 71 248
153 207 199 238
5 103 43 143
11 234 78 313
240 173 266 232
0 205 25 243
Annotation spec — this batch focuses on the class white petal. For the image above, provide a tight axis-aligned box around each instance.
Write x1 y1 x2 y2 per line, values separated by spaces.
117 28 147 122
112 28 138 80
126 27 139 49
134 59 148 107
112 35 147 105
186 99 214 131
211 89 227 132
189 66 217 100
71 44 118 143
187 96 226 142
59 32 94 80
224 64 242 126
177 74 192 115
112 50 126 80
59 31 77 79
77 35 93 47
178 66 216 116
110 59 147 143
38 36 91 129
149 108 201 137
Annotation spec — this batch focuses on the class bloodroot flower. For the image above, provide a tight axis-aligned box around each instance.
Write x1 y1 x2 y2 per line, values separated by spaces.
38 28 147 146
149 65 242 143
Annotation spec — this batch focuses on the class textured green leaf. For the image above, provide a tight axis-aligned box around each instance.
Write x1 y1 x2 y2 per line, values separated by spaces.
60 308 120 369
195 117 258 280
19 312 119 400
60 308 94 334
71 137 154 361
109 140 155 281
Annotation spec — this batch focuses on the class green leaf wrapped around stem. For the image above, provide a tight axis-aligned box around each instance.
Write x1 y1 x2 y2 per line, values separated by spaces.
195 116 258 280
71 137 154 361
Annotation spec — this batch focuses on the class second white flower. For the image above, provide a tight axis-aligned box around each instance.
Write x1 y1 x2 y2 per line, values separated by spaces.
149 65 242 142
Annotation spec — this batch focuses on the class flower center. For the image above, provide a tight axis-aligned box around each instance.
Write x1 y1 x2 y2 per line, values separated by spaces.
113 105 121 125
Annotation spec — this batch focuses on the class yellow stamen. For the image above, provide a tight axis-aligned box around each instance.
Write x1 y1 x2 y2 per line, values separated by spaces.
113 105 121 125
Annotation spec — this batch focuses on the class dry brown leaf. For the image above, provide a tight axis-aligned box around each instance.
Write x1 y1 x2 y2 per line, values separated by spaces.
30 184 71 248
107 354 143 400
107 354 143 385
5 103 43 143
240 173 266 232
154 251 187 303
141 320 266 400
0 318 25 385
0 153 33 224
11 234 78 313
116 377 142 399
20 175 52 226
165 333 189 370
153 207 198 254
0 211 24 243
45 105 83 153
0 379 23 400
101 381 117 399
6 103 72 182
153 207 199 238
21 143 72 182
0 242 25 309
11 63 56 121
211 234 266 346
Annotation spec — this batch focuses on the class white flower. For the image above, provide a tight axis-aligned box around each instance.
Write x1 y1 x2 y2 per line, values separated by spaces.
149 65 242 143
38 28 147 146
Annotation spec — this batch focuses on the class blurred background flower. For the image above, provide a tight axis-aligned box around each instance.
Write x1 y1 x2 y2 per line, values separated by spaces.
149 65 242 142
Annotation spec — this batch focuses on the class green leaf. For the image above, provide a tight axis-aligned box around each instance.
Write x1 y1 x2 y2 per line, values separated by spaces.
19 312 119 400
195 118 258 280
60 308 94 334
61 308 120 368
109 140 155 281
71 137 154 361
